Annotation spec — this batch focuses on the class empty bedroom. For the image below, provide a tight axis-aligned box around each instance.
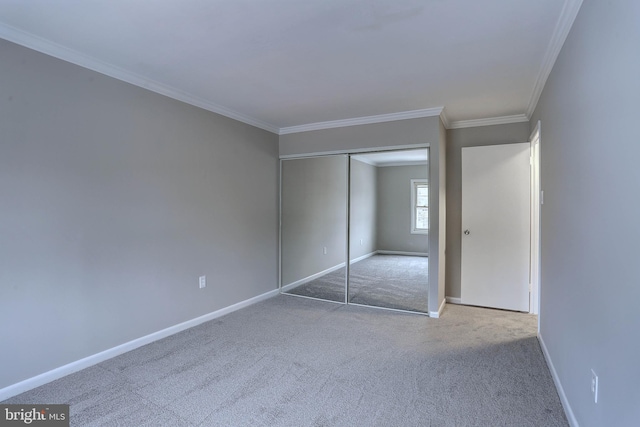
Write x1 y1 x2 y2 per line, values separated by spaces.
1 1 638 426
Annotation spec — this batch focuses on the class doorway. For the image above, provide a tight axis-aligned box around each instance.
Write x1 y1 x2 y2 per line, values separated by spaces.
530 121 541 315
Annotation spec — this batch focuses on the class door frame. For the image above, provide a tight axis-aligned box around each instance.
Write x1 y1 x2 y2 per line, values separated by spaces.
529 121 542 316
278 146 432 315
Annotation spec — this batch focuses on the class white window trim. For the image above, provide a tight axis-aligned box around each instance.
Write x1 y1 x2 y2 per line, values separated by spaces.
411 179 428 235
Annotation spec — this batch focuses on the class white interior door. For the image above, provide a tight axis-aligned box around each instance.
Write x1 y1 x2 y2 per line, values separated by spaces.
461 143 530 312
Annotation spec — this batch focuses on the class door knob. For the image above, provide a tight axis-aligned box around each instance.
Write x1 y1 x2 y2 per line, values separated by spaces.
464 230 470 235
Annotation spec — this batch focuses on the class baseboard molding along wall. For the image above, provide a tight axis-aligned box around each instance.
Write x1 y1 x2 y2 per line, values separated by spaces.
538 334 579 427
281 251 424 293
446 296 462 304
0 288 280 401
349 251 377 264
280 263 346 292
377 250 428 257
429 298 446 318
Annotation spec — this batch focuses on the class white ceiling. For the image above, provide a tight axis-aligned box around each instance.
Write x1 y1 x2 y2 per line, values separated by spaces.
0 0 582 134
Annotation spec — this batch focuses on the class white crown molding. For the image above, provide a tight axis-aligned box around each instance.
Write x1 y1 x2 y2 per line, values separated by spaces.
0 23 280 134
448 114 530 129
526 0 584 117
1 0 583 138
279 107 444 135
439 110 451 129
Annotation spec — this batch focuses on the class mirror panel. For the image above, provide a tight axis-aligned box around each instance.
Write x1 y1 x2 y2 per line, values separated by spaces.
348 150 429 313
281 155 347 303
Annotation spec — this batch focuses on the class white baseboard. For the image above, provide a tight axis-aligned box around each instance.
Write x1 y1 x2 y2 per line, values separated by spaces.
429 298 446 318
280 262 346 292
349 251 377 264
281 251 420 294
377 250 428 257
445 296 462 304
0 288 280 401
538 334 579 427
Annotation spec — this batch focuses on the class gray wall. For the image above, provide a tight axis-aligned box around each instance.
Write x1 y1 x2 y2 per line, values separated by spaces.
445 122 531 298
377 165 429 253
349 159 377 260
531 1 640 425
279 116 440 157
0 40 279 390
281 156 347 285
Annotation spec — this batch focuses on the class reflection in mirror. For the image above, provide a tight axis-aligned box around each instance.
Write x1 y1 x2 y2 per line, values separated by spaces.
348 149 429 313
280 155 347 303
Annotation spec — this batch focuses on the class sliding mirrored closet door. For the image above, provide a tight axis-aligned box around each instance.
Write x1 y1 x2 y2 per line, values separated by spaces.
348 150 429 313
280 155 348 303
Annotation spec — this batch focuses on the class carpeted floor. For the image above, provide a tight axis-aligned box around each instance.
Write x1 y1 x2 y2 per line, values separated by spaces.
285 255 429 313
3 296 568 426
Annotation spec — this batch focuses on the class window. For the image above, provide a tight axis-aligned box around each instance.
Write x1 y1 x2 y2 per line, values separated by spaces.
411 179 428 234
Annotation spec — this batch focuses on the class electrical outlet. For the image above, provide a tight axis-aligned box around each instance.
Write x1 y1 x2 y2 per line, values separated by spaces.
323 246 327 255
591 369 598 403
199 275 206 289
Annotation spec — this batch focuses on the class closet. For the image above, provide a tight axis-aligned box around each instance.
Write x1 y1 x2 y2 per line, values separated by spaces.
280 149 429 314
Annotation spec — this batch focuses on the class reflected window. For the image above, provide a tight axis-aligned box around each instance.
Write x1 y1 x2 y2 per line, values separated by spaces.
411 179 428 234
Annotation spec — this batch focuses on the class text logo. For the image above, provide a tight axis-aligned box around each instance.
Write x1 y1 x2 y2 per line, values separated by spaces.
0 405 69 427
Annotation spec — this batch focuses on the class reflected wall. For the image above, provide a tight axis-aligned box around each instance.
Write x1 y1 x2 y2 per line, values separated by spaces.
280 155 347 303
